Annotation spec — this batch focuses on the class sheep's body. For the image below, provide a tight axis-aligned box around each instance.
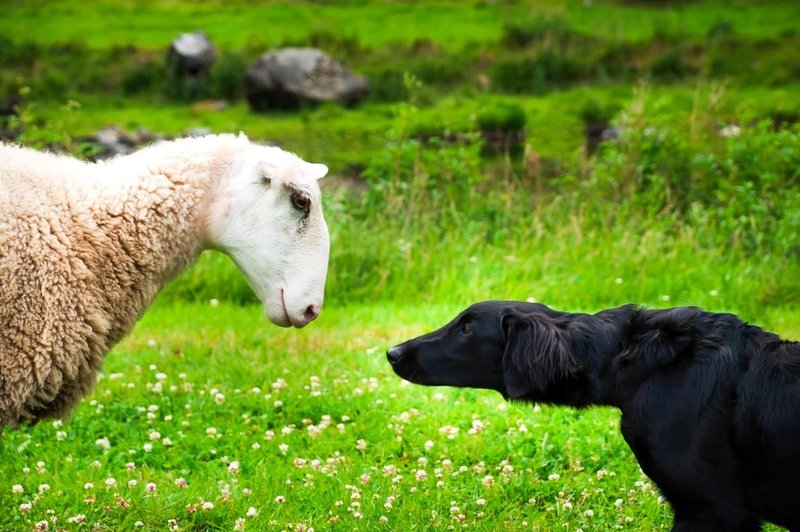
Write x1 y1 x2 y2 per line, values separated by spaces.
0 135 329 428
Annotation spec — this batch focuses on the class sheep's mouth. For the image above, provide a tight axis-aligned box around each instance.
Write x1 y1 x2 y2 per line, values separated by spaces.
280 289 303 328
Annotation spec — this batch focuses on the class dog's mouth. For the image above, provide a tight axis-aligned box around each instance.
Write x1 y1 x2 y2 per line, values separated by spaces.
387 346 428 385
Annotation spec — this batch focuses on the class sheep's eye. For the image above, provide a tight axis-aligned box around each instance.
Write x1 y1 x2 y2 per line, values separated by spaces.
461 323 472 336
291 192 311 214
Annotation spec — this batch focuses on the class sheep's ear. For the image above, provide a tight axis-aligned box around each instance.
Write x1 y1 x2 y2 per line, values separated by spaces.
303 163 328 181
257 162 275 186
502 312 575 399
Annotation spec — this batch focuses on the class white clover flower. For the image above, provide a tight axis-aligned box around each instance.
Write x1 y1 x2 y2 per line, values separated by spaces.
143 443 153 453
246 506 258 517
145 482 157 493
83 482 94 490
95 437 111 450
105 477 117 488
38 483 50 493
355 439 367 451
416 469 428 482
19 502 32 513
482 475 494 488
476 498 486 506
202 501 214 510
275 495 286 504
548 473 560 481
584 509 594 517
468 419 485 434
174 477 188 489
228 461 240 474
614 498 624 508
67 514 86 524
11 484 23 494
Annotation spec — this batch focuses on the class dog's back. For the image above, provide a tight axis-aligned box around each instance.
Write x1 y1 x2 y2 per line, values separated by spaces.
735 338 800 528
617 307 800 530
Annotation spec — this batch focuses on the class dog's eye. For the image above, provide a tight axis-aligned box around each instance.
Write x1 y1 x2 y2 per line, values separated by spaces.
461 323 472 335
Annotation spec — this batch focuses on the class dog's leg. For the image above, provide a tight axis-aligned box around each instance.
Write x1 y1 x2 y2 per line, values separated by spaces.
671 512 761 532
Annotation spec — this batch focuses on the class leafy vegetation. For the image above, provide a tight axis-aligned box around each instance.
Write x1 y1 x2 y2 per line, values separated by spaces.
1 0 798 530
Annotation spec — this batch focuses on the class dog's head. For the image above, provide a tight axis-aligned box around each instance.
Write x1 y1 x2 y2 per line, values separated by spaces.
387 301 579 399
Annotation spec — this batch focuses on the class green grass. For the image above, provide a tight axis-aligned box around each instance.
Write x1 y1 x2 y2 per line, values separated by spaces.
3 0 800 529
0 300 795 530
4 0 799 49
19 83 800 171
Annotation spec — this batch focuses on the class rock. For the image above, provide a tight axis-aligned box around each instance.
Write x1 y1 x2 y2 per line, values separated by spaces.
245 47 369 111
88 126 135 159
167 32 216 80
585 121 620 155
184 127 213 138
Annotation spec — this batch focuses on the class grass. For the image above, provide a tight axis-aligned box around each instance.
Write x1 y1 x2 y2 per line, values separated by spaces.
1 299 795 530
18 83 800 171
3 0 799 49
2 0 800 529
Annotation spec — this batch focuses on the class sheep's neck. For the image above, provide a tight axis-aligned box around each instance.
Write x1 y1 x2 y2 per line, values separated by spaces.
86 153 226 343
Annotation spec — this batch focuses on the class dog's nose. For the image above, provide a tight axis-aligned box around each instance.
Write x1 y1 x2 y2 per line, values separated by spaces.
386 346 404 364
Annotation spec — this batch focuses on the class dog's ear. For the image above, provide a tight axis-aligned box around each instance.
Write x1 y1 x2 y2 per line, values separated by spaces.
502 312 576 398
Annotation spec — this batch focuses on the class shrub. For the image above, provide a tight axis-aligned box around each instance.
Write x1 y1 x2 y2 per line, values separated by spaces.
477 101 526 155
491 50 584 94
501 17 575 49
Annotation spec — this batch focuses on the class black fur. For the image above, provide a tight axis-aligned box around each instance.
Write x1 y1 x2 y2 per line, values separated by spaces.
386 301 800 531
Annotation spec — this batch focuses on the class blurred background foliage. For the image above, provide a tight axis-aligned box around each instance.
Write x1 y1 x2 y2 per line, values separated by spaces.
1 0 798 328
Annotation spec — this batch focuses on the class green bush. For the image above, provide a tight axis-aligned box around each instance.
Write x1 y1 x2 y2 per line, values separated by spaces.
501 17 575 49
491 50 585 94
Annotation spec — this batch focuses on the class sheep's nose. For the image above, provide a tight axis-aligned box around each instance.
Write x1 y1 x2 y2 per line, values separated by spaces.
304 304 320 323
386 346 404 364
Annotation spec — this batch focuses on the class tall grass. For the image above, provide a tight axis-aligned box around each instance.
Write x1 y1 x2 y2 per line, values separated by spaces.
159 87 799 327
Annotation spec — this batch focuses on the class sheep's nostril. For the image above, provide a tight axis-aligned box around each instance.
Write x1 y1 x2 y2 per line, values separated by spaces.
387 346 404 364
304 304 320 322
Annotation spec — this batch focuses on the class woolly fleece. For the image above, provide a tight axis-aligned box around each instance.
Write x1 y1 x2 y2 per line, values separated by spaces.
0 135 255 428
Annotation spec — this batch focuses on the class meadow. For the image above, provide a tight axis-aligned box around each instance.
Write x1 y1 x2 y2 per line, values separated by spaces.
1 0 799 530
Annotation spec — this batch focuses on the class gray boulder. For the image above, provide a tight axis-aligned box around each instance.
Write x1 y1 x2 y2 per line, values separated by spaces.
167 32 216 80
245 47 369 111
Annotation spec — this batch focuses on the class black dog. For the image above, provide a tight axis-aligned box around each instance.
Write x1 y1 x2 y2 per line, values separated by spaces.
387 301 800 531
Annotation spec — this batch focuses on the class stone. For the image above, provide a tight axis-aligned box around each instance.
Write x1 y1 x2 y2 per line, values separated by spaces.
245 47 369 111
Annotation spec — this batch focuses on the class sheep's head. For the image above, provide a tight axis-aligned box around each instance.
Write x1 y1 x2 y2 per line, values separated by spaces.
208 145 329 328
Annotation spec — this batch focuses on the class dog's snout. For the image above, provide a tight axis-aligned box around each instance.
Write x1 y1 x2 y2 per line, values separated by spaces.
387 346 404 364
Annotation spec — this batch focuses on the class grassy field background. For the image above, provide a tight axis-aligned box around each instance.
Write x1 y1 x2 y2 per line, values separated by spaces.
1 0 799 530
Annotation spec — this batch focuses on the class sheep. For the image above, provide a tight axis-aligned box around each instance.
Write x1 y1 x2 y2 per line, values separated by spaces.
0 134 330 429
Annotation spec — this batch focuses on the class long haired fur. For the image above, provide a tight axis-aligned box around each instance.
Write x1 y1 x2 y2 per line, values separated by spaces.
388 301 800 531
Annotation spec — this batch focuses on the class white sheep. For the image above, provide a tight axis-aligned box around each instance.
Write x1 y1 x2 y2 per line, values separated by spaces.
0 134 329 429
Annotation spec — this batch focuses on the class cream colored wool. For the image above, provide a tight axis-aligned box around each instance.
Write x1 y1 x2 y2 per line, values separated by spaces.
0 134 320 428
